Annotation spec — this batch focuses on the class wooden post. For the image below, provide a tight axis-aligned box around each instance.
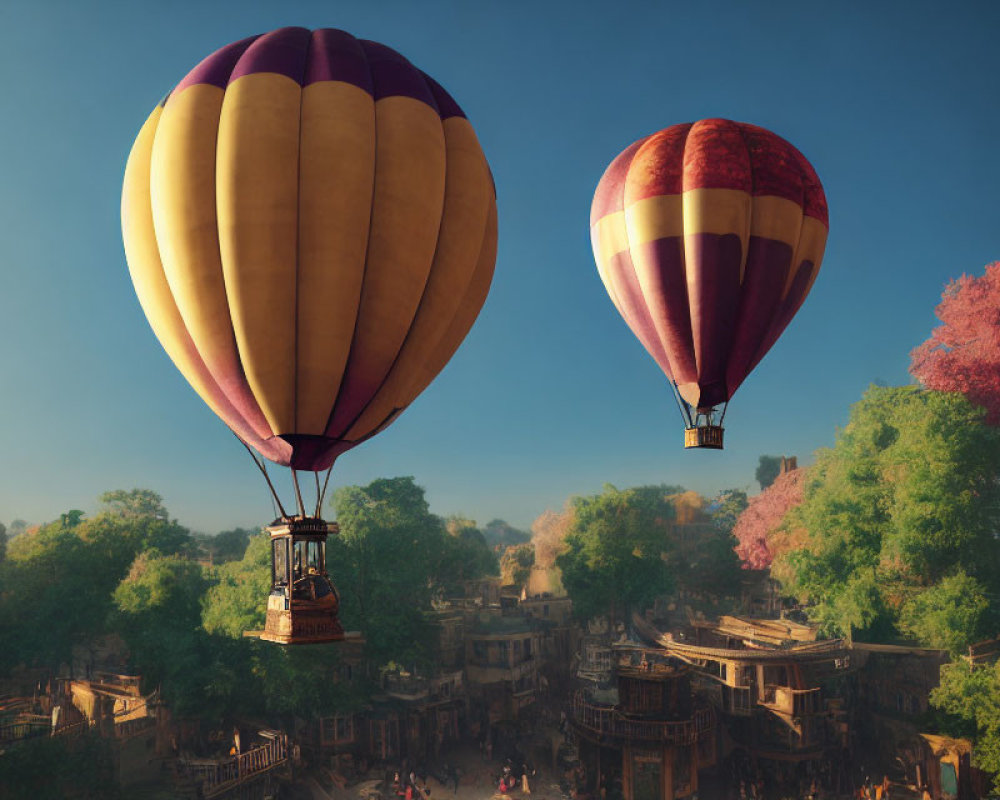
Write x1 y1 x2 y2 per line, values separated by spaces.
662 746 674 800
622 746 633 800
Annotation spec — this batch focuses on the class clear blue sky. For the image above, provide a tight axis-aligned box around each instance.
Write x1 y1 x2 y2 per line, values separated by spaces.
1 0 998 534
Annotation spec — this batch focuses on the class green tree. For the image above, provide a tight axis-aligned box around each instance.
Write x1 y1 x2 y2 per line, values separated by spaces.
930 662 1000 793
99 488 169 521
0 493 192 673
755 456 782 490
897 570 993 655
555 484 680 623
113 551 210 715
329 477 451 669
202 532 271 638
438 519 499 594
482 519 531 549
0 521 6 561
60 509 84 528
712 489 749 533
0 730 121 799
775 386 1000 644
212 527 255 562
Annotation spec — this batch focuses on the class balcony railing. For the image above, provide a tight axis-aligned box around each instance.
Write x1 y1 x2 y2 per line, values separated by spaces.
571 693 714 745
180 733 288 798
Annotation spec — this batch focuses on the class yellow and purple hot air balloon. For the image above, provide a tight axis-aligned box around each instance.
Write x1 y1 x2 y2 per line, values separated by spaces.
121 27 497 642
590 119 828 449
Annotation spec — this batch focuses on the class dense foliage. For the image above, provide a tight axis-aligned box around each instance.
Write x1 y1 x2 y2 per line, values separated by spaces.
482 519 531 549
911 262 1000 425
556 484 681 622
0 491 191 671
930 663 1000 793
328 477 496 669
773 386 1000 649
733 469 809 569
500 544 534 587
0 730 121 800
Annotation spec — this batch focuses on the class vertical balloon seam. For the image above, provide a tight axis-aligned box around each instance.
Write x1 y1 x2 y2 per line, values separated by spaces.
159 46 278 447
332 67 454 445
344 100 494 441
291 30 316 435
319 38 387 446
595 136 677 383
724 121 756 403
649 124 695 392
151 88 255 441
742 142 824 386
217 59 277 446
304 31 377 457
619 143 671 380
622 139 666 384
607 138 672 381
414 207 498 403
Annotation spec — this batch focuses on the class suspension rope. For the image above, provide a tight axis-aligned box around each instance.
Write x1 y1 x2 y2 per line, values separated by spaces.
234 435 289 519
318 465 334 519
668 380 694 428
290 469 306 518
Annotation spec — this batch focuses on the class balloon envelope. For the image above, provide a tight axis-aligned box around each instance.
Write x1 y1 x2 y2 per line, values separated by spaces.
122 28 497 471
590 119 827 412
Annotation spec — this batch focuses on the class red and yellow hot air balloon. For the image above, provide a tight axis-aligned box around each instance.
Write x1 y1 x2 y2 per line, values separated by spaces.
590 119 828 449
121 28 497 642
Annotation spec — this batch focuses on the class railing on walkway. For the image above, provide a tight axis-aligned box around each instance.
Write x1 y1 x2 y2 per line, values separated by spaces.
0 715 50 742
52 719 91 738
571 693 714 745
0 715 92 743
113 715 155 740
180 732 288 798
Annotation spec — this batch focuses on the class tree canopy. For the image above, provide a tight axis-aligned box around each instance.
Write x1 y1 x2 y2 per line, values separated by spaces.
911 262 1000 425
555 484 680 622
0 492 193 671
773 385 1000 647
733 469 808 570
329 477 495 669
113 551 210 716
482 518 531 549
500 544 534 588
931 662 1000 793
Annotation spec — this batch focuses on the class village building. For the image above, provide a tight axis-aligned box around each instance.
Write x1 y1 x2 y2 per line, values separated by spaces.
569 627 716 800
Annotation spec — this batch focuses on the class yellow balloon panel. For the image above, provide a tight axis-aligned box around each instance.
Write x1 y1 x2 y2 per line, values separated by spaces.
295 81 376 435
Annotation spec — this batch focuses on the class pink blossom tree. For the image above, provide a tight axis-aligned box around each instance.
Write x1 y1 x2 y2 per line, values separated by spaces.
733 467 808 569
911 262 1000 424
